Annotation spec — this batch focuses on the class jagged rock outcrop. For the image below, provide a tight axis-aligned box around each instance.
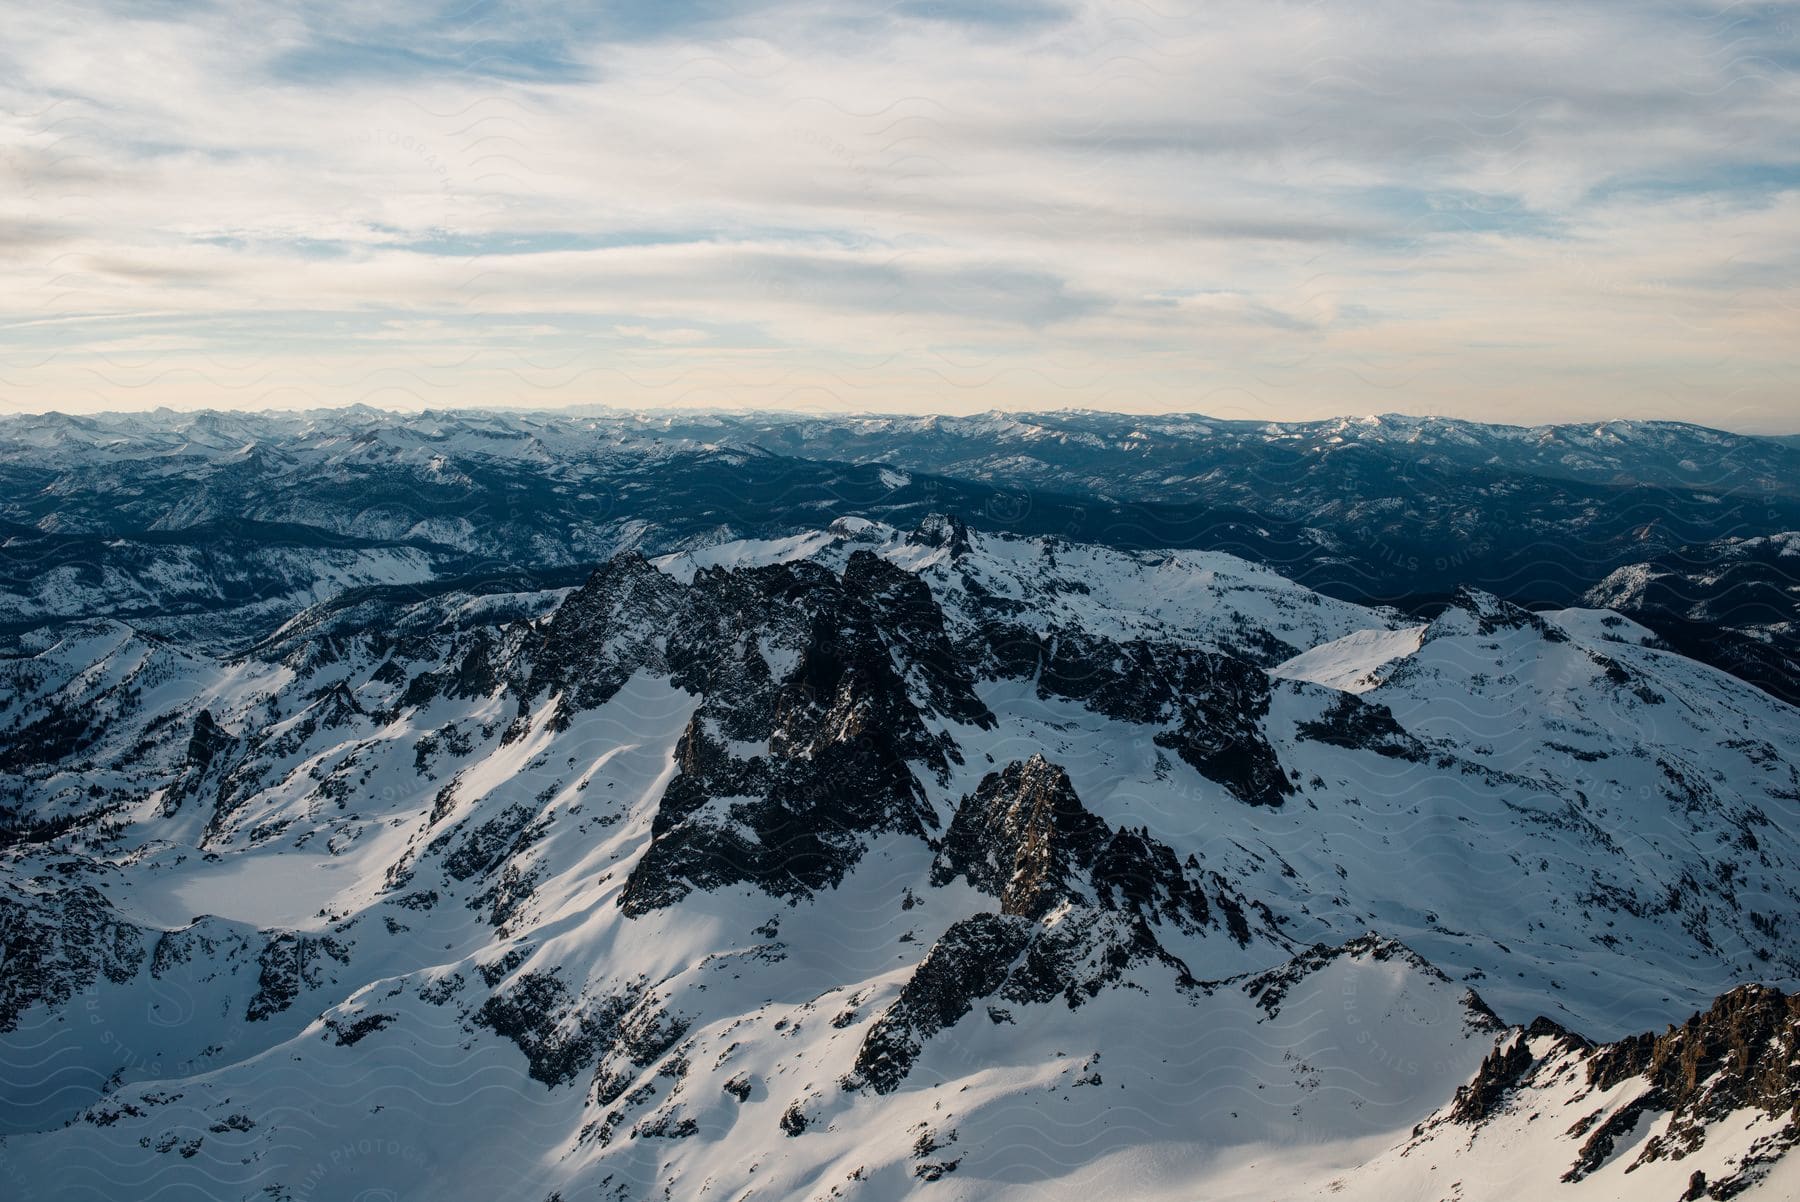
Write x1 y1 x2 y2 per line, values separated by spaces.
1001 631 1292 806
0 882 146 1033
1425 984 1800 1197
161 709 236 817
1447 1017 1588 1125
1450 1031 1538 1123
849 913 1032 1094
932 757 1249 936
1294 692 1428 761
472 971 680 1092
930 756 1111 920
1568 985 1800 1190
848 912 1160 1095
527 552 686 725
851 758 1278 1094
244 930 353 1022
618 554 992 915
907 512 972 559
843 550 993 732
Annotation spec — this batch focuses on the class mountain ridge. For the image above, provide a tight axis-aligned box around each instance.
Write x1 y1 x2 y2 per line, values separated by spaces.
2 508 1796 1198
5 407 1793 711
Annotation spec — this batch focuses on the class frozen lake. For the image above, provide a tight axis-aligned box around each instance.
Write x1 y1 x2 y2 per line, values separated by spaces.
118 830 409 931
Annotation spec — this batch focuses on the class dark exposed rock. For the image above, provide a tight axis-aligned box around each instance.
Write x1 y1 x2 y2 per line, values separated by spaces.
474 862 543 930
324 1011 394 1047
931 757 1110 921
161 709 236 817
149 923 229 980
591 1004 691 1107
995 906 1189 1008
932 757 1235 937
964 615 1044 680
957 617 1292 807
619 706 932 914
475 972 594 1088
474 972 654 1091
1105 644 1288 806
1426 983 1800 1192
1586 984 1798 1102
439 802 546 882
1090 829 1214 932
527 553 685 726
1035 628 1174 725
0 882 146 1033
1295 693 1427 762
477 945 532 988
907 513 972 559
444 629 508 700
1449 1033 1534 1123
850 756 1288 1095
245 931 352 1022
632 1110 698 1140
913 1158 961 1181
398 627 526 713
1567 984 1800 1187
851 913 1032 1094
619 554 990 915
1562 1088 1671 1184
1151 649 1291 807
843 550 993 731
418 973 465 1006
1524 1014 1588 1047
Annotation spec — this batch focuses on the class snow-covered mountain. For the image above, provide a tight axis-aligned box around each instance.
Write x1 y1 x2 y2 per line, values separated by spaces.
3 512 1796 1200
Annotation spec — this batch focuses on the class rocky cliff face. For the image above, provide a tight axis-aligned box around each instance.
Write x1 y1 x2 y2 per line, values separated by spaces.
609 551 992 915
1379 986 1800 1200
848 755 1282 1096
931 757 1112 921
1569 986 1800 1193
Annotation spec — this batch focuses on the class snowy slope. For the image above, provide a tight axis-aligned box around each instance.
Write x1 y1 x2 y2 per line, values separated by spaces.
1 516 1796 1200
1271 625 1426 692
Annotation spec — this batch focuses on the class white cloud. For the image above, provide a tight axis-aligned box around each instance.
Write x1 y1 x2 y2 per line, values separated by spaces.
0 0 1795 428
614 325 712 344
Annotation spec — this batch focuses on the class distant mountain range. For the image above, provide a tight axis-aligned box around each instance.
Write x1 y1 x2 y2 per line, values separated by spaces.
4 406 1795 699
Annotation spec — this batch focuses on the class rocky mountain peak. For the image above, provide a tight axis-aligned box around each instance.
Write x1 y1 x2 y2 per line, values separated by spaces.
1586 982 1800 1123
906 512 972 558
932 756 1258 941
162 707 239 819
529 550 685 722
1421 984 1800 1197
1428 585 1568 643
931 756 1109 920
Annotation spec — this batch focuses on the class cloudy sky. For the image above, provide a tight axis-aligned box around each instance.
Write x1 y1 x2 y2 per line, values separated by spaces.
2 0 1797 428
